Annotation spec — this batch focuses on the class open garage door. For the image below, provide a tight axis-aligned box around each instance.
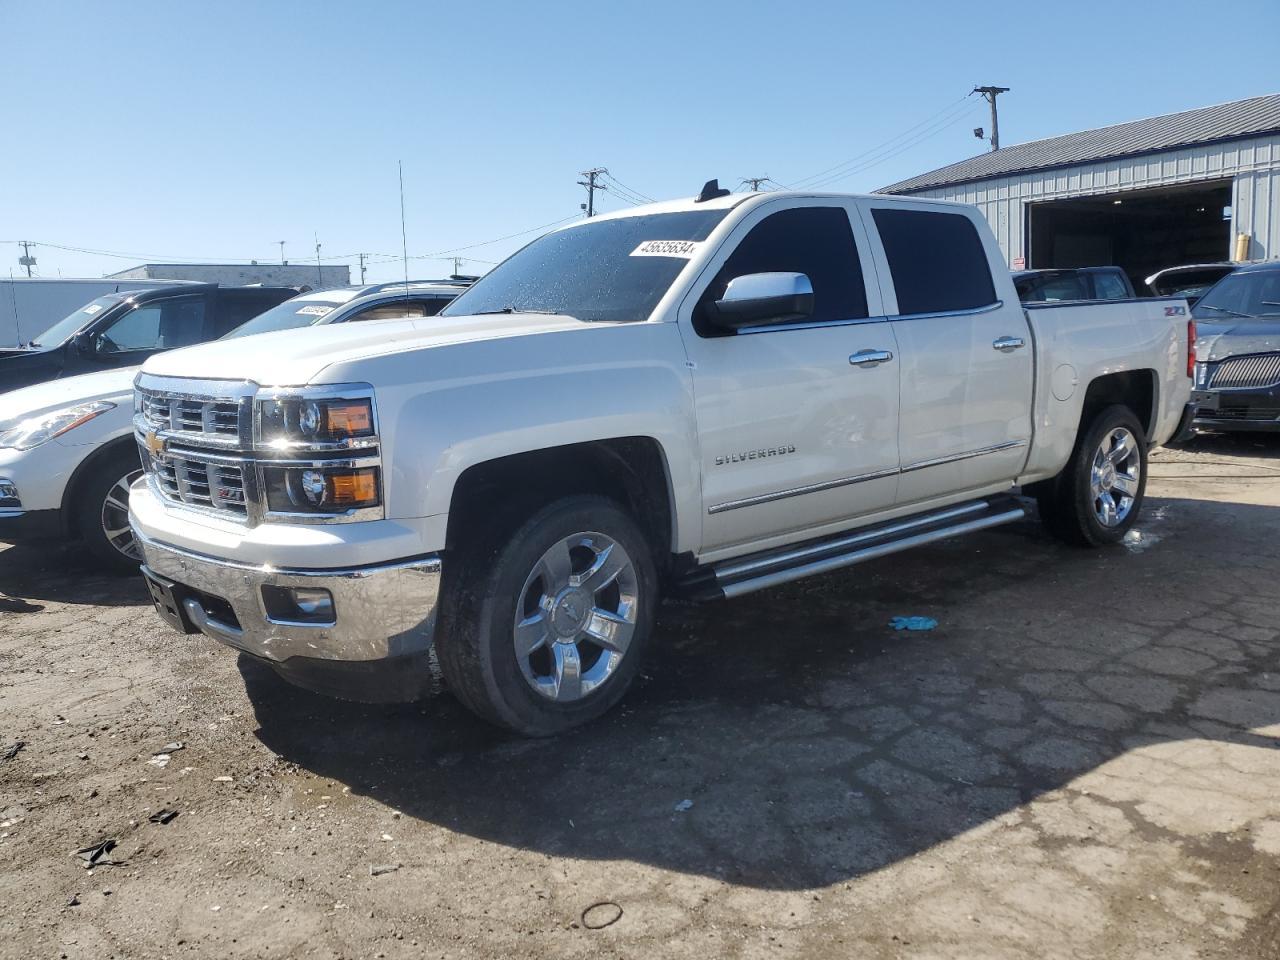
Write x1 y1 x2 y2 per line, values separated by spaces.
1027 180 1232 292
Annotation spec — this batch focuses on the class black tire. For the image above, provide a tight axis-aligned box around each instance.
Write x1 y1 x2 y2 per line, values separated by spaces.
1036 403 1148 547
76 447 146 574
435 495 658 736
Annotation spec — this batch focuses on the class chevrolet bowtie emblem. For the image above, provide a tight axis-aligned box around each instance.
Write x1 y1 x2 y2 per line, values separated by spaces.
144 429 166 458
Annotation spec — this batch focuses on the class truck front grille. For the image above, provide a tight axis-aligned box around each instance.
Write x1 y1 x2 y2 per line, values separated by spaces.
137 388 248 449
1208 353 1280 390
149 450 248 516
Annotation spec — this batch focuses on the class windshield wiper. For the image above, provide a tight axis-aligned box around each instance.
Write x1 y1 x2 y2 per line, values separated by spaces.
470 306 564 316
1197 305 1250 318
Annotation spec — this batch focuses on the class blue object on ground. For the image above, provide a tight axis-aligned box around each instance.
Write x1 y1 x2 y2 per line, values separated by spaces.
890 616 938 631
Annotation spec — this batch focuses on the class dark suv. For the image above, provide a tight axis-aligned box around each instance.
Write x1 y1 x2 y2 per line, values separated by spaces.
0 284 296 394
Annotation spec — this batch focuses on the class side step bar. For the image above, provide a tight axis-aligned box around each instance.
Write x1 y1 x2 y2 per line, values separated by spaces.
680 495 1028 601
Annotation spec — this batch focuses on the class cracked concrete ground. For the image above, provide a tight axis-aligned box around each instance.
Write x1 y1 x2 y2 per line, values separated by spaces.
1 432 1278 959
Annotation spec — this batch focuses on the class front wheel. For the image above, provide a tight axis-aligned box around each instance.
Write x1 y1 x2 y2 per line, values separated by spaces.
1036 404 1148 547
435 495 658 736
77 449 146 574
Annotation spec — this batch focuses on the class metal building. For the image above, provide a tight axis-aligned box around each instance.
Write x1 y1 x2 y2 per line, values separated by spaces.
108 262 350 290
880 94 1280 289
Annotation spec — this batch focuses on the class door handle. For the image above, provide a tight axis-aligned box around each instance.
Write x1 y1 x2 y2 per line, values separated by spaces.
993 336 1025 352
849 349 894 368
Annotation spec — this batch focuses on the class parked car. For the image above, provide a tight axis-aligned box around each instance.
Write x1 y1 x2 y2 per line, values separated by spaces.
130 187 1194 735
0 284 297 395
0 278 195 350
1145 263 1239 306
0 281 468 571
1013 266 1135 303
1188 261 1280 431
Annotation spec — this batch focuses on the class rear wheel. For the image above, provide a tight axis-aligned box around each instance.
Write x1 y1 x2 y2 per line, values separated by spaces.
435 495 657 736
1036 404 1147 547
77 449 145 574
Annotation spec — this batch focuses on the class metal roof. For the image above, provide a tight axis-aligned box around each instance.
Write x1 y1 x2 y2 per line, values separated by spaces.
880 94 1280 194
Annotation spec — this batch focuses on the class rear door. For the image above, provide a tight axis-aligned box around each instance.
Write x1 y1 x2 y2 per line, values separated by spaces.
858 200 1033 506
679 200 900 552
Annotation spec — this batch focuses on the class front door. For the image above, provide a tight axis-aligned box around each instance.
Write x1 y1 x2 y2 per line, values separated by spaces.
78 294 211 373
859 201 1033 505
679 201 900 553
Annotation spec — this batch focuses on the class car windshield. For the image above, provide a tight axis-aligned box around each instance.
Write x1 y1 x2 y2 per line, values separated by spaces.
1192 270 1280 320
221 295 353 338
441 210 730 323
28 295 122 347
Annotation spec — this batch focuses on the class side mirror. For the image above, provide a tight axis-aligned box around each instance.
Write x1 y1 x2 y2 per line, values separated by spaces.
707 272 814 330
72 331 95 354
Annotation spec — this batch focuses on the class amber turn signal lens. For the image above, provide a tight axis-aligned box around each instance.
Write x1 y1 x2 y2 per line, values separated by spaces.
323 402 373 437
327 468 378 506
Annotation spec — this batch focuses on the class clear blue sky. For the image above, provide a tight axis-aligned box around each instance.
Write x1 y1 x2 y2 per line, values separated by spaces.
5 0 1279 283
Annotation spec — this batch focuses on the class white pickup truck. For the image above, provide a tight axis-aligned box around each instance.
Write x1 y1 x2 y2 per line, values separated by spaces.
128 186 1195 735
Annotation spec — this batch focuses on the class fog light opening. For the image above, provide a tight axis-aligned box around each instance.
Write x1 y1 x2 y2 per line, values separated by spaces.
262 585 336 625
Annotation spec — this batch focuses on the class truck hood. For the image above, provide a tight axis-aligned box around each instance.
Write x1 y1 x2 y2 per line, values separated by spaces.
141 312 590 385
0 365 137 423
1195 319 1280 362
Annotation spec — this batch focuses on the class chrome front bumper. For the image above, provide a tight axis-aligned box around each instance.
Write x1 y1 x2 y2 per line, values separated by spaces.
135 528 441 666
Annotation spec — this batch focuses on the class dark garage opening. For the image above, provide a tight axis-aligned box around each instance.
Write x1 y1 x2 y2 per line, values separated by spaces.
1027 180 1232 292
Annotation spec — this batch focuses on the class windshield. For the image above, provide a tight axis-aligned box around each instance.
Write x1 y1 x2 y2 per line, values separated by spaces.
29 295 122 347
1192 270 1280 321
221 295 351 338
441 210 730 323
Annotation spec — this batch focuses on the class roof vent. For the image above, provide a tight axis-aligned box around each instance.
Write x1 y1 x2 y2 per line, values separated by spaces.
695 179 731 203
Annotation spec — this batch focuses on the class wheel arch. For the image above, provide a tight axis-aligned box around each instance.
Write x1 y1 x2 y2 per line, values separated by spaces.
1078 369 1158 440
443 437 679 572
61 433 143 537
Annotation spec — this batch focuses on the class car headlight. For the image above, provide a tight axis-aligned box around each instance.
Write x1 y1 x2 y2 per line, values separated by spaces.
0 401 116 451
257 394 377 450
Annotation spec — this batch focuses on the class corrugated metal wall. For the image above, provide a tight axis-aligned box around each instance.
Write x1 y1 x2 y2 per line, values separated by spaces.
902 133 1280 266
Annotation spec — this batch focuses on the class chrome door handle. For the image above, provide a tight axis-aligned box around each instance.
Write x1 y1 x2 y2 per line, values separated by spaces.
993 336 1025 352
849 349 894 367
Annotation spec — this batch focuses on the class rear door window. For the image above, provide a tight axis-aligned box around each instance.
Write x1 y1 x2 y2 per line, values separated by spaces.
1092 272 1130 300
871 208 997 316
698 206 868 332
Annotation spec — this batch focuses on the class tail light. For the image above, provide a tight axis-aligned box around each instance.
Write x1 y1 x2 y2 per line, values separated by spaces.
1187 320 1196 379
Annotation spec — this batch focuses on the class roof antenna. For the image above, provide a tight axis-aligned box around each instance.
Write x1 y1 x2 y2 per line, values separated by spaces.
399 160 410 295
695 178 731 203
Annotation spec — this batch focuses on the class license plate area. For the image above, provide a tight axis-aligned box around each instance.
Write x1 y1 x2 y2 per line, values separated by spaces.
141 567 198 634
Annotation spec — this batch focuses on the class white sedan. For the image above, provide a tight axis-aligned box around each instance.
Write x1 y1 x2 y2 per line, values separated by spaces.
0 367 138 570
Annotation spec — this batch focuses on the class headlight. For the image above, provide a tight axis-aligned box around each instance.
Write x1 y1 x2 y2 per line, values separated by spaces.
261 464 381 515
0 401 116 451
258 394 376 449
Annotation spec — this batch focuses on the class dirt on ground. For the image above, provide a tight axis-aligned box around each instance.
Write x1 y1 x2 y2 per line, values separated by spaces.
2 433 1279 959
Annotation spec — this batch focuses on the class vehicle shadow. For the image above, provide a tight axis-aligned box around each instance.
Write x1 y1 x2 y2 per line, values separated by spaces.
243 496 1280 890
0 541 149 608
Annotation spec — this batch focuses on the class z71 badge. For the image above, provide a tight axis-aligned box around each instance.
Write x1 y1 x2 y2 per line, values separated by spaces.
1164 305 1187 316
715 444 796 466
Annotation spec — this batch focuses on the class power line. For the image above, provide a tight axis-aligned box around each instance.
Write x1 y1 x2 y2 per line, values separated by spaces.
788 93 977 189
798 101 985 190
601 171 654 204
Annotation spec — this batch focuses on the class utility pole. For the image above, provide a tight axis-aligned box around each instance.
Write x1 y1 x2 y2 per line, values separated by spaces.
314 235 323 287
18 241 36 277
577 167 606 217
741 177 770 191
452 256 464 276
278 240 286 265
972 86 1010 151
358 253 367 284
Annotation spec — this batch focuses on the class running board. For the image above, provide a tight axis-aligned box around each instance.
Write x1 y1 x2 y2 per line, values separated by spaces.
678 495 1028 601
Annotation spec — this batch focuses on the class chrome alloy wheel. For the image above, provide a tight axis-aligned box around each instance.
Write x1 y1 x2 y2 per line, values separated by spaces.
1090 426 1140 527
102 469 144 560
513 531 640 702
